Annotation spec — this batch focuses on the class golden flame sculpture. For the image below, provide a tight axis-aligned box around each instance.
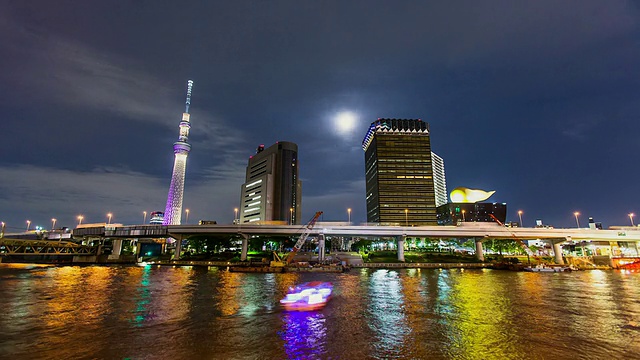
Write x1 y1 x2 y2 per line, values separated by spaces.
450 187 495 203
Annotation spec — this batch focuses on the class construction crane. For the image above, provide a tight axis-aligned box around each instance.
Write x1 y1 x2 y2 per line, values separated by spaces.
489 214 536 263
270 211 323 267
287 211 323 264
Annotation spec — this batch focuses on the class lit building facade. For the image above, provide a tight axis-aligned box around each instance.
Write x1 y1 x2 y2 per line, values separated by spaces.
149 211 164 225
362 118 437 226
163 80 194 225
239 142 302 224
431 152 447 207
436 202 507 225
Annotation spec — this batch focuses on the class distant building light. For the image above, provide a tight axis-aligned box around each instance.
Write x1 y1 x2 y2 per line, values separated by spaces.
246 179 263 188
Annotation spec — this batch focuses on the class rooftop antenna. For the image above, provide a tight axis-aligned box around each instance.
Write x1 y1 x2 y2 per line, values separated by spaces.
185 79 194 113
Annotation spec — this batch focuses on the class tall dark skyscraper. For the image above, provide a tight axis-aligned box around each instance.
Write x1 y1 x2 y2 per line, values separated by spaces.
362 119 437 225
239 142 302 224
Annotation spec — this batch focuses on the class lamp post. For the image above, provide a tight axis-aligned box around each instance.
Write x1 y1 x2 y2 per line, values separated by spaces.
185 209 190 224
290 208 294 225
629 213 635 227
518 210 523 227
77 215 84 226
574 212 580 228
107 213 112 225
26 220 31 231
1 222 4 238
51 218 57 230
234 208 238 224
348 208 352 224
405 209 409 227
462 210 466 222
143 211 147 224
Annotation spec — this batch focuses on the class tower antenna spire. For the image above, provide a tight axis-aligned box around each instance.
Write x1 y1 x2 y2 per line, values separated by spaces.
163 80 194 227
185 79 194 113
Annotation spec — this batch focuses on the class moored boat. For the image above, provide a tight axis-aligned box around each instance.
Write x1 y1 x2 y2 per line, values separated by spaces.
229 266 283 273
523 264 575 272
284 264 344 273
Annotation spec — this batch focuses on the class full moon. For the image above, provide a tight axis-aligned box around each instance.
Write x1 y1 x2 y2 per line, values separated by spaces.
335 111 357 136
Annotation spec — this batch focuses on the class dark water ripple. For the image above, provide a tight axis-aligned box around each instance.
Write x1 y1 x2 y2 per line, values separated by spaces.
0 264 639 359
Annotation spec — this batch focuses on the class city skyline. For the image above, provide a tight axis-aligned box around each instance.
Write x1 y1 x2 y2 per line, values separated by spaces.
1 2 639 230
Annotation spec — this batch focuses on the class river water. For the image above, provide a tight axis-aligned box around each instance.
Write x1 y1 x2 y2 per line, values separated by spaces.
0 264 639 360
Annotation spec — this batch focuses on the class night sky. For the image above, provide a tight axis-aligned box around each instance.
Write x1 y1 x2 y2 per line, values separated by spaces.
1 1 639 231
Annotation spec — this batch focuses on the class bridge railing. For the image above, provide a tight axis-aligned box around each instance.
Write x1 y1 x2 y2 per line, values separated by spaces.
0 238 98 256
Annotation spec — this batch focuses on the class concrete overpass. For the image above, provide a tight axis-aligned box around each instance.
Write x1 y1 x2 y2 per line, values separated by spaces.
165 222 640 241
69 222 640 265
165 222 640 265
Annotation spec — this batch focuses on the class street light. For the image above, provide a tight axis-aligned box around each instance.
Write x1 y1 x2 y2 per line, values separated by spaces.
1 222 4 238
185 209 190 224
290 208 294 225
518 210 523 227
77 215 84 226
26 220 31 231
348 208 352 224
143 211 147 224
574 212 580 228
405 209 409 226
51 218 57 230
462 210 466 222
629 213 635 227
234 208 238 224
107 213 112 224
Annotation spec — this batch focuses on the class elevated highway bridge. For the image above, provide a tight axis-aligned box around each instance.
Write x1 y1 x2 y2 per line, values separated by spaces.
68 222 640 265
5 222 640 265
164 222 640 242
163 223 640 264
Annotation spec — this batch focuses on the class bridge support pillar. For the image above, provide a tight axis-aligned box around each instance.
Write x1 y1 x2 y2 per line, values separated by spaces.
318 234 326 262
173 236 183 260
112 239 123 257
240 234 249 261
475 240 484 262
552 241 565 265
397 235 406 262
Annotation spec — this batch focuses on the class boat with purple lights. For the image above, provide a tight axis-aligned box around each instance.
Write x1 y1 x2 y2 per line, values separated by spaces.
280 281 333 311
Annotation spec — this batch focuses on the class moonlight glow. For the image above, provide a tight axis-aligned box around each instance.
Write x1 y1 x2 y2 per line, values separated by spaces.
334 111 358 136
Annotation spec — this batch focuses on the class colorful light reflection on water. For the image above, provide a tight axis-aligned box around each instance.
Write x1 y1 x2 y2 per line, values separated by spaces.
0 266 639 359
280 311 328 359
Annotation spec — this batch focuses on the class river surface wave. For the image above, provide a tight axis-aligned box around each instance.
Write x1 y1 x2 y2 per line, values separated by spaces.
1 264 639 359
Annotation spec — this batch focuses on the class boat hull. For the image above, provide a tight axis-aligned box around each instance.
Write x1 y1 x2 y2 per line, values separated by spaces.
229 266 283 273
280 281 333 311
524 266 572 272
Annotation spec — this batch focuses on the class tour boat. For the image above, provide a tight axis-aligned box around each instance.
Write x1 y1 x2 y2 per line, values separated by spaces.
280 281 333 311
524 264 574 272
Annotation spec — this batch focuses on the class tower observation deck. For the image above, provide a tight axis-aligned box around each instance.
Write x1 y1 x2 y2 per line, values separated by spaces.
163 80 194 225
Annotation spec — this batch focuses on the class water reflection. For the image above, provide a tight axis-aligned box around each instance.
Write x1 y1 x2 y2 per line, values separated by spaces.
368 269 410 358
446 270 522 359
280 311 328 359
0 266 639 359
132 265 151 326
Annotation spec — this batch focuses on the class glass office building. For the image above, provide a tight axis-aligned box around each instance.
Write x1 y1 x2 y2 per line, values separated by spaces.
362 119 437 226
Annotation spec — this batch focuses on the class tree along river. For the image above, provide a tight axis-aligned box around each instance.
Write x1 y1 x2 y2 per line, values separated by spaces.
0 264 639 359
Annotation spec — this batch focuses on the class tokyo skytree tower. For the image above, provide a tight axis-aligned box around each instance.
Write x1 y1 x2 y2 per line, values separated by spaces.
163 80 194 225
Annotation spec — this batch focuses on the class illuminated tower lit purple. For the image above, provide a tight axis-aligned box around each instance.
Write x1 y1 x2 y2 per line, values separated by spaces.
163 80 194 225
